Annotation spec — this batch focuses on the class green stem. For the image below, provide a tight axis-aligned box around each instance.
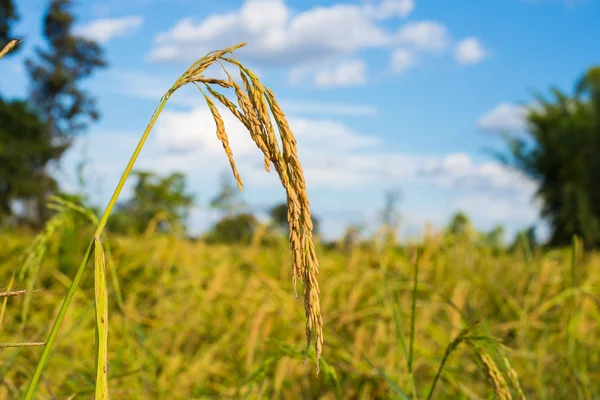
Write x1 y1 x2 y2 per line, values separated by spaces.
408 246 421 372
426 346 453 400
408 245 421 400
23 93 172 400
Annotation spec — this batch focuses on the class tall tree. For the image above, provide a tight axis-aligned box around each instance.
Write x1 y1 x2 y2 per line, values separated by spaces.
108 171 195 235
0 0 21 56
210 171 246 218
24 0 107 222
0 99 65 224
206 213 259 244
500 66 600 248
447 211 473 237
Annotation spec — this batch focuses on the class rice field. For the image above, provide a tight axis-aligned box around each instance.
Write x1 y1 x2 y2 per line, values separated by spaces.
1 40 599 399
1 222 599 399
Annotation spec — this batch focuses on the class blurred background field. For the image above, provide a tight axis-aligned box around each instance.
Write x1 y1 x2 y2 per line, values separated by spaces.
2 0 600 398
1 217 599 399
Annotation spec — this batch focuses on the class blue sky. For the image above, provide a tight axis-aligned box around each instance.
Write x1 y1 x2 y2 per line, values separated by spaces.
2 0 599 240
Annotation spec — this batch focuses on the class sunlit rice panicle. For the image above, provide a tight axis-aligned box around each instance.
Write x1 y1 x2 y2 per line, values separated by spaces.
186 43 323 371
0 39 19 59
258 86 323 369
239 71 279 173
501 352 526 400
203 81 272 172
477 350 512 400
200 88 243 191
22 42 325 398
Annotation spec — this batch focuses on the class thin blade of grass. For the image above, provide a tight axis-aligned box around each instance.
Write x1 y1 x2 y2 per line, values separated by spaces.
379 257 408 362
0 271 15 331
363 356 411 400
426 322 480 400
94 238 109 399
408 245 422 399
571 235 579 287
24 41 324 395
0 342 45 348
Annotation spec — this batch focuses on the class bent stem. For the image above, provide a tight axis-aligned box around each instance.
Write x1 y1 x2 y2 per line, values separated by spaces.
23 54 200 400
24 41 322 398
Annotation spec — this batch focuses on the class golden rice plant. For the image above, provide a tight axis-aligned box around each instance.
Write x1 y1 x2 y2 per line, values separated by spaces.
0 279 44 350
94 238 109 400
0 39 19 59
23 42 323 398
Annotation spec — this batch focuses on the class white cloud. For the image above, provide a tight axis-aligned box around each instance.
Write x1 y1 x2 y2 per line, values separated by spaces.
396 21 450 53
415 153 535 194
454 37 487 65
453 192 538 224
390 48 416 73
98 68 379 115
363 0 415 19
312 59 368 87
146 0 460 70
148 0 394 66
145 0 490 84
62 107 539 239
74 16 143 43
477 102 527 133
279 100 378 116
70 104 535 195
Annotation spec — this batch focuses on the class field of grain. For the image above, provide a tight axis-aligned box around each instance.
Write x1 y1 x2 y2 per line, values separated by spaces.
2 37 599 400
1 218 599 399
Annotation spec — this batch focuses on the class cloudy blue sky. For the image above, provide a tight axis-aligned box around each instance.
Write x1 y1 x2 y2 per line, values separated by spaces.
2 0 599 240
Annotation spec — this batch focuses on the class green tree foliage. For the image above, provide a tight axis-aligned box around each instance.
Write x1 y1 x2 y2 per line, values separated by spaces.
380 189 402 229
24 0 107 222
0 99 65 224
447 211 474 237
205 213 259 244
209 172 246 217
0 0 21 55
108 171 194 235
205 172 262 243
500 66 600 248
25 0 106 138
510 225 538 253
481 224 506 253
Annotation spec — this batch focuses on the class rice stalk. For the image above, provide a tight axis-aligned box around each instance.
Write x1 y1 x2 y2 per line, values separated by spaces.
94 238 109 399
0 272 16 330
0 39 19 59
17 208 71 326
500 351 526 400
408 246 422 399
24 41 323 398
426 322 481 400
476 349 512 400
0 342 45 348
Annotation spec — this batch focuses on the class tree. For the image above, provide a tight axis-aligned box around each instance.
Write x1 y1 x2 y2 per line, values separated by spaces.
0 0 21 56
499 66 600 248
210 171 246 217
379 189 401 244
0 98 65 224
447 211 473 237
205 213 259 244
482 224 505 250
24 0 107 223
510 225 538 253
380 189 402 229
108 171 195 235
